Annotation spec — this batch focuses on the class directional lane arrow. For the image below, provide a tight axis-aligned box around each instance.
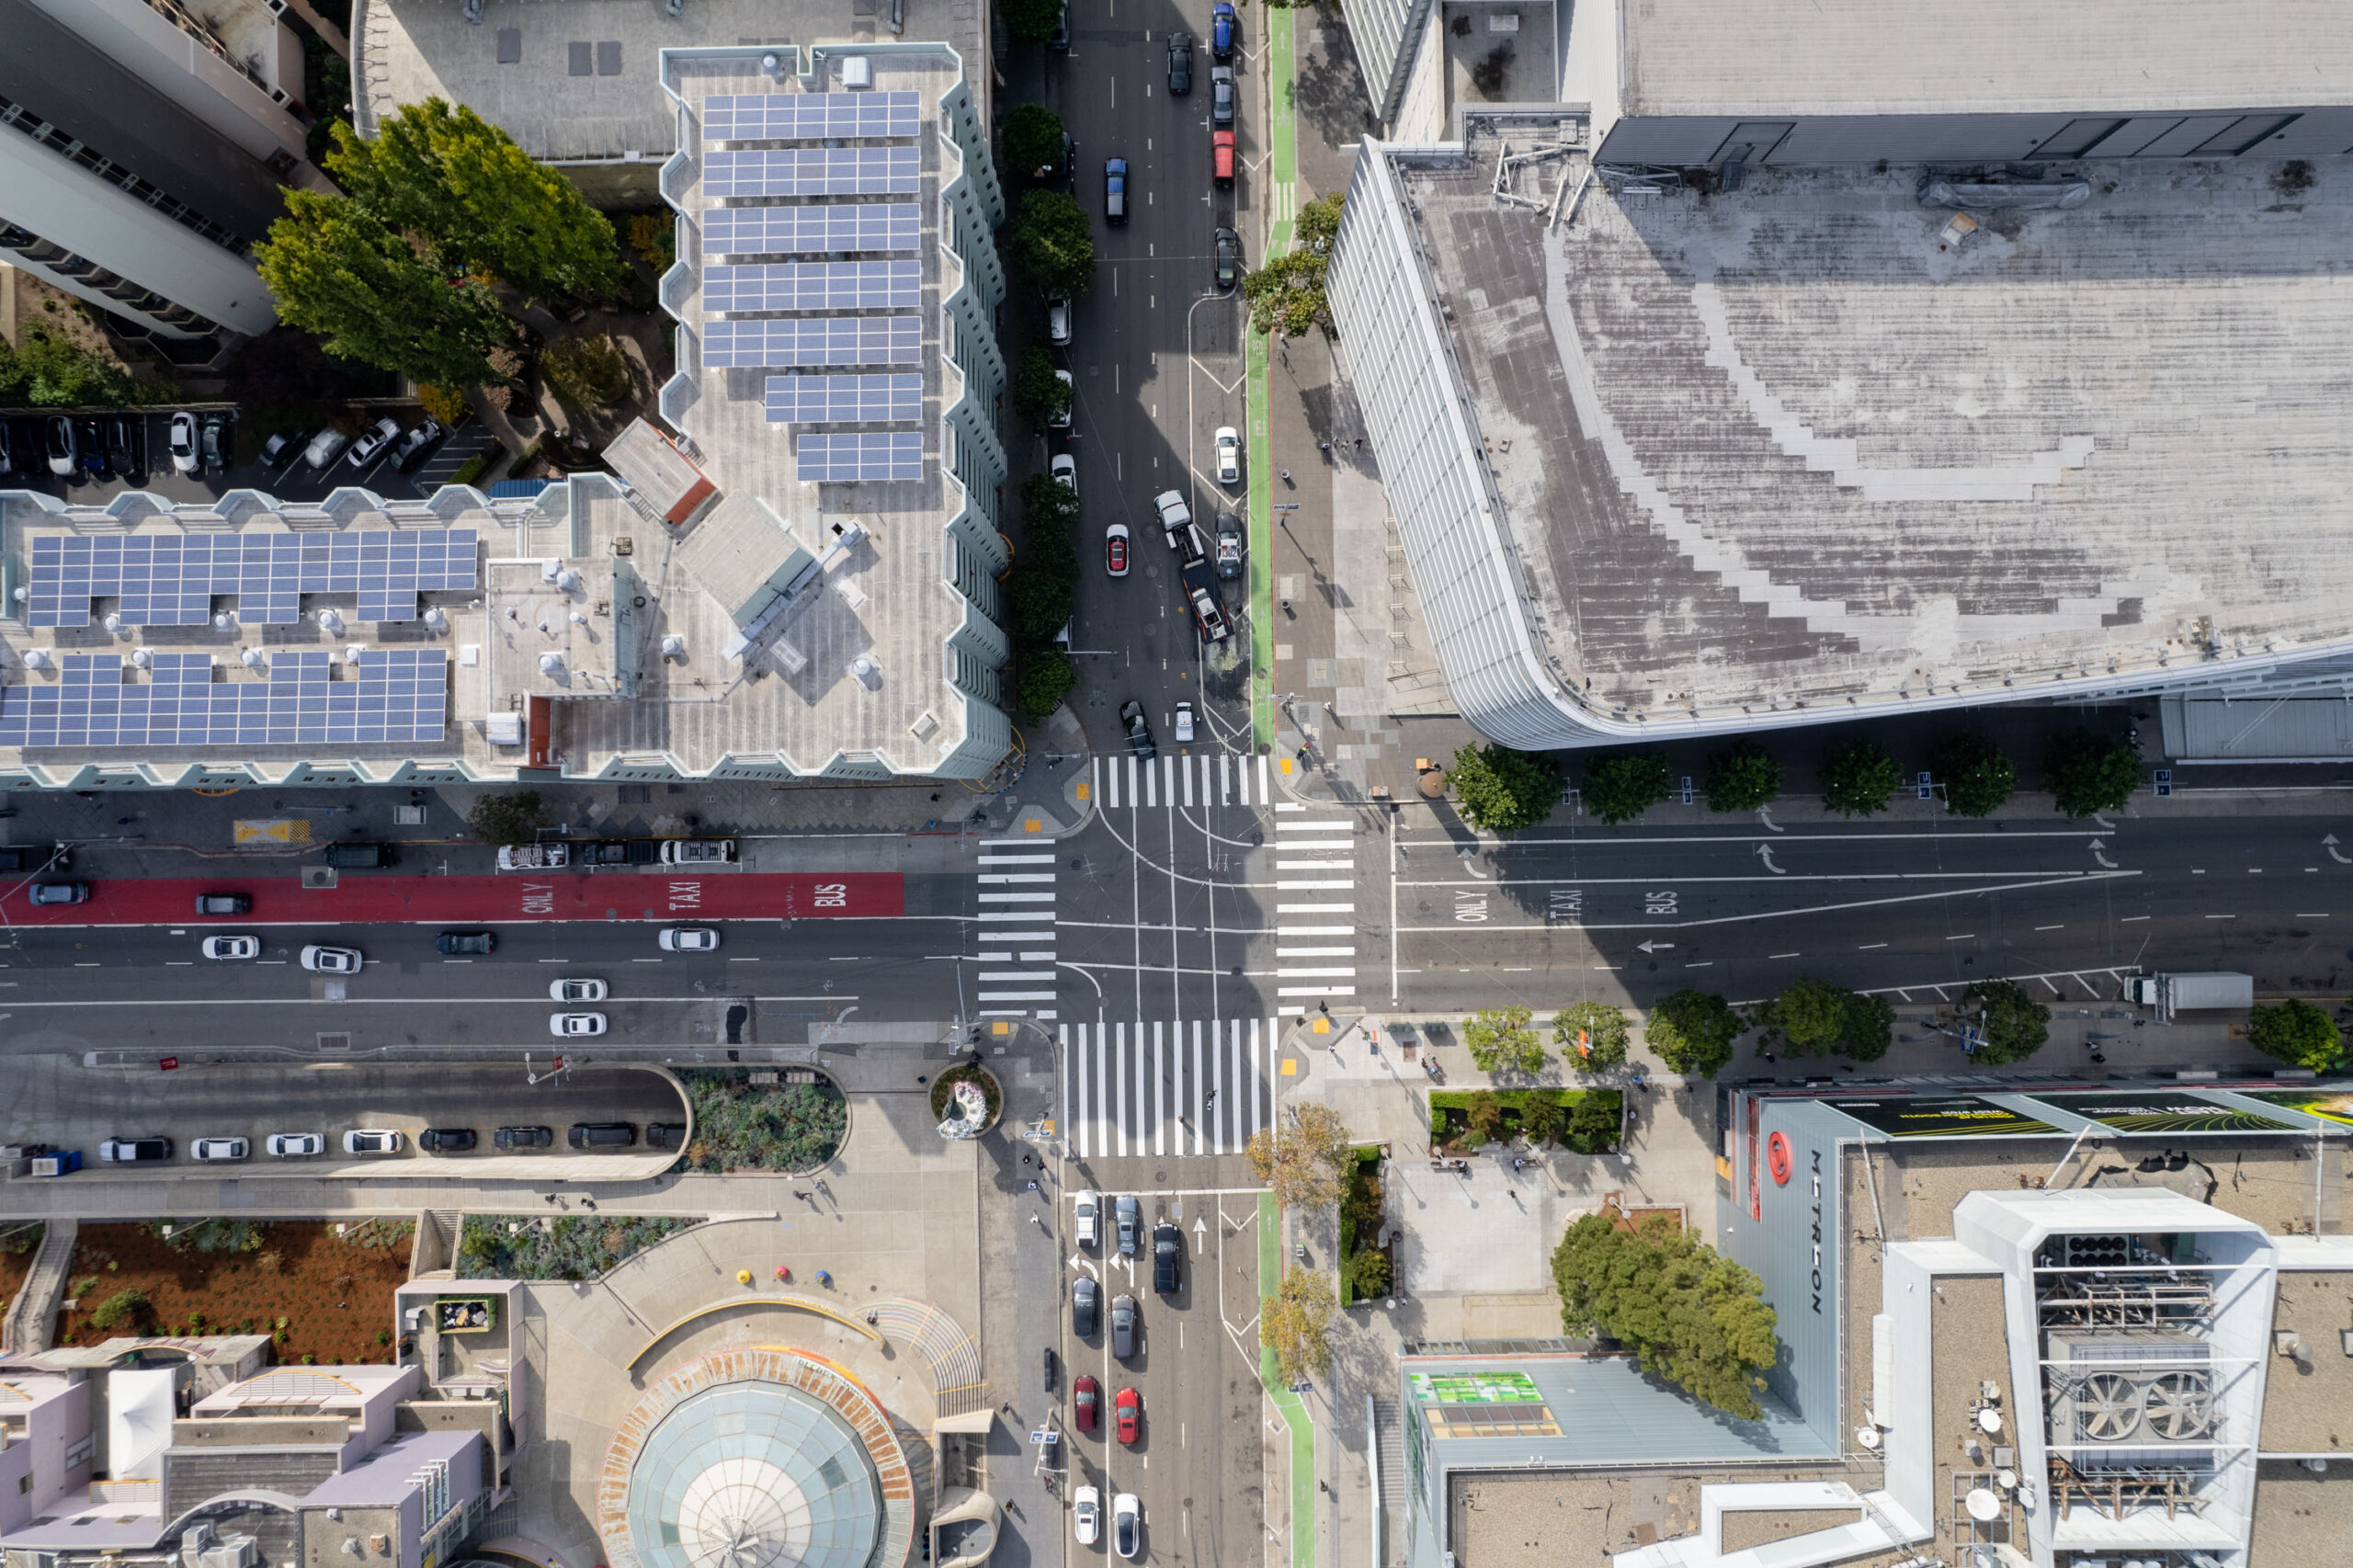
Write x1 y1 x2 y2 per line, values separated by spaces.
1194 1216 1209 1240
1756 805 1784 834
1070 1255 1099 1279
2088 838 2118 869
2328 834 2350 866
1756 843 1786 875
1636 940 1676 954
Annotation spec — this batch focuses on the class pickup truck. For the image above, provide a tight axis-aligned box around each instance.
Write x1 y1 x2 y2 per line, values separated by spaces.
1180 559 1232 642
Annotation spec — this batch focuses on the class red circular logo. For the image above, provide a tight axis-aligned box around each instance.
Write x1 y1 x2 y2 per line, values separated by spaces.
1767 1131 1793 1185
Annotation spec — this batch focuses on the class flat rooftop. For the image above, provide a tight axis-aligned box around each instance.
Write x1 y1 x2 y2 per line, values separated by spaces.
1615 1 2353 119
1395 139 2353 719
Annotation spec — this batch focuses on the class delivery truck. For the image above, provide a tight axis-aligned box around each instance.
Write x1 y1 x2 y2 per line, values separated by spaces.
2128 971 2254 1022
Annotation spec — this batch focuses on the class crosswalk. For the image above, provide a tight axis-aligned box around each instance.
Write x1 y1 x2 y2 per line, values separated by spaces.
1271 802 1359 1014
1094 750 1274 810
1063 1017 1277 1159
974 838 1059 1020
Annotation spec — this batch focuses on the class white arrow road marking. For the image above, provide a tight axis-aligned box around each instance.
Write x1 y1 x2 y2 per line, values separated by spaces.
2094 812 2116 830
1756 844 1787 874
1635 940 1676 954
1071 1256 1100 1279
1757 805 1783 833
2327 834 2350 865
1456 846 1488 879
2089 838 2118 869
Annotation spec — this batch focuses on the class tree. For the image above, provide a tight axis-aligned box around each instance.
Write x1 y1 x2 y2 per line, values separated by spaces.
1646 989 1742 1077
1010 346 1073 425
256 192 510 388
2044 729 2142 818
2248 999 2345 1072
1961 980 2050 1065
1460 1090 1504 1146
1819 736 1901 818
1006 189 1097 297
1004 0 1064 42
1346 1246 1391 1299
1241 247 1332 339
0 325 133 407
85 1289 150 1331
1262 1267 1336 1382
1552 1001 1629 1073
1552 1213 1778 1418
1768 975 1891 1061
1518 1096 1564 1147
1704 740 1780 813
1928 732 2016 817
465 791 546 847
1295 189 1346 251
1449 742 1558 832
325 102 623 304
540 333 632 410
1564 1094 1622 1153
1582 752 1673 825
1461 1006 1542 1075
1245 1102 1356 1209
1004 103 1067 178
1015 649 1078 723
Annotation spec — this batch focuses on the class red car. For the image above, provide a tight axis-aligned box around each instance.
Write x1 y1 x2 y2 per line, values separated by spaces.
1106 521 1130 578
1115 1385 1142 1444
1212 129 1234 187
1074 1375 1100 1434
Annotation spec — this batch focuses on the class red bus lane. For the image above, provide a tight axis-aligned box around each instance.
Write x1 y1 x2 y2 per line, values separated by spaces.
0 871 904 926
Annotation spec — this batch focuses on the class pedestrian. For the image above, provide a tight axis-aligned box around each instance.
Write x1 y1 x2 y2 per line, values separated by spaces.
1205 1088 1219 1107
1318 441 1331 454
1319 999 1331 1016
1026 1179 1040 1192
542 1193 557 1205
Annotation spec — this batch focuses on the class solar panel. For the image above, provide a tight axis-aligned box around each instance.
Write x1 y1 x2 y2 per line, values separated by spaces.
704 260 920 313
702 91 921 142
763 373 924 425
0 649 448 749
24 529 479 629
701 146 919 199
700 204 919 258
701 316 921 369
795 432 924 483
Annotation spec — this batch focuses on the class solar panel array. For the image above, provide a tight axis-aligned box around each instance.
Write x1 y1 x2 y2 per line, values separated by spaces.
705 260 919 314
703 91 921 142
25 530 478 628
765 374 923 425
796 433 924 483
703 316 921 369
700 204 920 259
703 147 919 200
0 650 447 749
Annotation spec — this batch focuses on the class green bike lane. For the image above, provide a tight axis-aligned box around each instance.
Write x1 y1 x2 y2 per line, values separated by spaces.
1247 7 1298 750
1258 1188 1317 1568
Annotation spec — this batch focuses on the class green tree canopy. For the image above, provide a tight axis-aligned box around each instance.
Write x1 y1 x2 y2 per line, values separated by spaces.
1553 1001 1630 1073
1006 188 1097 297
1704 740 1781 812
1262 1267 1336 1382
1004 0 1064 41
1241 247 1332 339
2248 999 2345 1072
1646 989 1743 1076
1552 1214 1779 1418
1565 1094 1622 1153
1015 648 1078 723
1582 752 1674 825
1768 975 1893 1062
1245 1103 1356 1209
540 332 631 410
1961 979 2050 1064
1296 188 1346 250
325 101 623 304
1010 346 1072 425
1819 736 1901 817
0 325 134 407
1004 103 1067 178
465 791 546 847
1929 733 2017 817
1449 742 1558 832
1461 1006 1543 1075
2044 730 2142 818
256 191 511 388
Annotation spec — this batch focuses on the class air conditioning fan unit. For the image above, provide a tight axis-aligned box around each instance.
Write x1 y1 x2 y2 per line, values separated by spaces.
2046 1330 2215 1470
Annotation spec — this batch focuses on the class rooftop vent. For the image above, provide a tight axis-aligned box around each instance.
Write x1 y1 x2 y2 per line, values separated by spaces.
842 55 871 88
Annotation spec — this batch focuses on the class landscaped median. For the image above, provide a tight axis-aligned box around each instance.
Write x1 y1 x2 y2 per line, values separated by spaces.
1256 1190 1317 1568
1428 1087 1624 1155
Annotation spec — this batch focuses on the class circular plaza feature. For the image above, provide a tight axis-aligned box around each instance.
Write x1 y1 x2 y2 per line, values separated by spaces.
601 1348 915 1568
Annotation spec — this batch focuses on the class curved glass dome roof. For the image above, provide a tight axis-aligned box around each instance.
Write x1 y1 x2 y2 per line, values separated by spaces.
626 1381 883 1568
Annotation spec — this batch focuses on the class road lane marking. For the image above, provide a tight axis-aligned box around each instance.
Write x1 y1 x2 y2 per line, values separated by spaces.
978 854 1057 865
1769 952 1800 959
2035 925 2064 931
1276 879 1353 890
1945 934 1976 941
1276 903 1352 915
1859 942 1887 949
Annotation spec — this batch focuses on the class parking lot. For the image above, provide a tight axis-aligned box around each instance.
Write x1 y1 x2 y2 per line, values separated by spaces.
0 405 494 507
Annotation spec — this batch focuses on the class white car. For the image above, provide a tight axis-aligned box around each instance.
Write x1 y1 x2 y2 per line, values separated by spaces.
300 945 362 973
551 1012 608 1037
1051 452 1076 497
168 412 200 475
346 416 400 468
1113 1494 1141 1560
1213 426 1240 485
551 978 608 1003
1174 700 1195 743
191 1137 248 1163
343 1129 404 1154
303 428 351 469
497 843 570 870
1154 489 1192 542
1074 1486 1101 1546
266 1132 324 1158
658 926 719 952
1047 296 1072 346
1074 1189 1100 1247
201 935 260 960
1049 368 1074 430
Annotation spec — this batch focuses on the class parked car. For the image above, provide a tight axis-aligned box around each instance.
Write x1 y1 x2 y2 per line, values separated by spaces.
258 428 304 467
1049 369 1074 429
572 841 637 865
1215 511 1245 579
1154 489 1192 543
201 934 261 960
78 419 107 475
300 944 363 973
551 978 608 1003
1116 1385 1142 1443
658 838 736 864
195 892 250 915
390 418 446 472
1104 157 1129 225
1074 1485 1101 1546
648 1122 687 1150
1211 0 1237 60
1072 1274 1099 1338
1173 701 1195 744
1166 31 1193 93
0 850 24 872
42 416 74 477
346 416 400 469
551 1012 608 1037
1214 226 1241 290
303 428 352 470
1051 451 1077 497
1119 699 1155 760
494 1125 552 1150
1047 295 1072 346
29 881 87 904
168 412 200 473
1213 426 1241 486
1115 1194 1140 1255
98 1136 171 1164
105 418 137 476
420 1128 476 1153
1049 0 1069 48
1212 129 1234 187
1113 1494 1140 1560
496 843 569 870
199 412 229 473
437 930 495 955
1154 1220 1181 1292
567 1121 636 1148
266 1132 324 1157
343 1129 404 1154
324 842 392 869
1189 583 1233 643
1105 522 1130 578
0 422 14 477
1074 1188 1100 1246
1073 1373 1100 1433
1211 64 1235 124
1110 1292 1138 1357
658 926 719 952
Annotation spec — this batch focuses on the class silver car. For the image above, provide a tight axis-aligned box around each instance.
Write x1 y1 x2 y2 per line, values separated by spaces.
1110 1293 1137 1358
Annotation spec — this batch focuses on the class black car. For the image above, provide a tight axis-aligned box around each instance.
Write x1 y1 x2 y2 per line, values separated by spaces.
391 418 446 472
105 418 137 476
568 1121 637 1148
0 850 26 872
1153 1221 1181 1294
0 421 15 477
199 412 229 473
494 1125 553 1150
574 840 635 864
194 892 251 915
420 1128 477 1153
1166 31 1193 94
1049 0 1069 48
1119 699 1155 760
1213 226 1241 290
647 1121 687 1150
436 930 495 955
1072 1274 1099 1338
258 429 305 467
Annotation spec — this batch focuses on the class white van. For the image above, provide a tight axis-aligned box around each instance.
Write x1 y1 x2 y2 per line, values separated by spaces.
660 839 737 865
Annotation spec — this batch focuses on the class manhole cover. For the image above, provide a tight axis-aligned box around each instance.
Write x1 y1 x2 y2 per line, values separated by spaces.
316 1032 351 1052
1155 1171 1166 1183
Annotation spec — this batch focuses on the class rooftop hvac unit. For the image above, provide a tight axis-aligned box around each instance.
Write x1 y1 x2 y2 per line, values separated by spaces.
198 1535 258 1568
2061 1235 2132 1268
2045 1331 2214 1469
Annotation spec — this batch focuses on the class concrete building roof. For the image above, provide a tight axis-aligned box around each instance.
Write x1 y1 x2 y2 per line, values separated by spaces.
1615 1 2353 120
1379 136 2353 726
301 1427 478 1508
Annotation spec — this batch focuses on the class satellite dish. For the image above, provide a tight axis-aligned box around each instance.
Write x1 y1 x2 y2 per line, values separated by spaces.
1855 1426 1881 1450
1965 1489 2001 1523
1995 1469 2017 1491
1977 1407 2004 1434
